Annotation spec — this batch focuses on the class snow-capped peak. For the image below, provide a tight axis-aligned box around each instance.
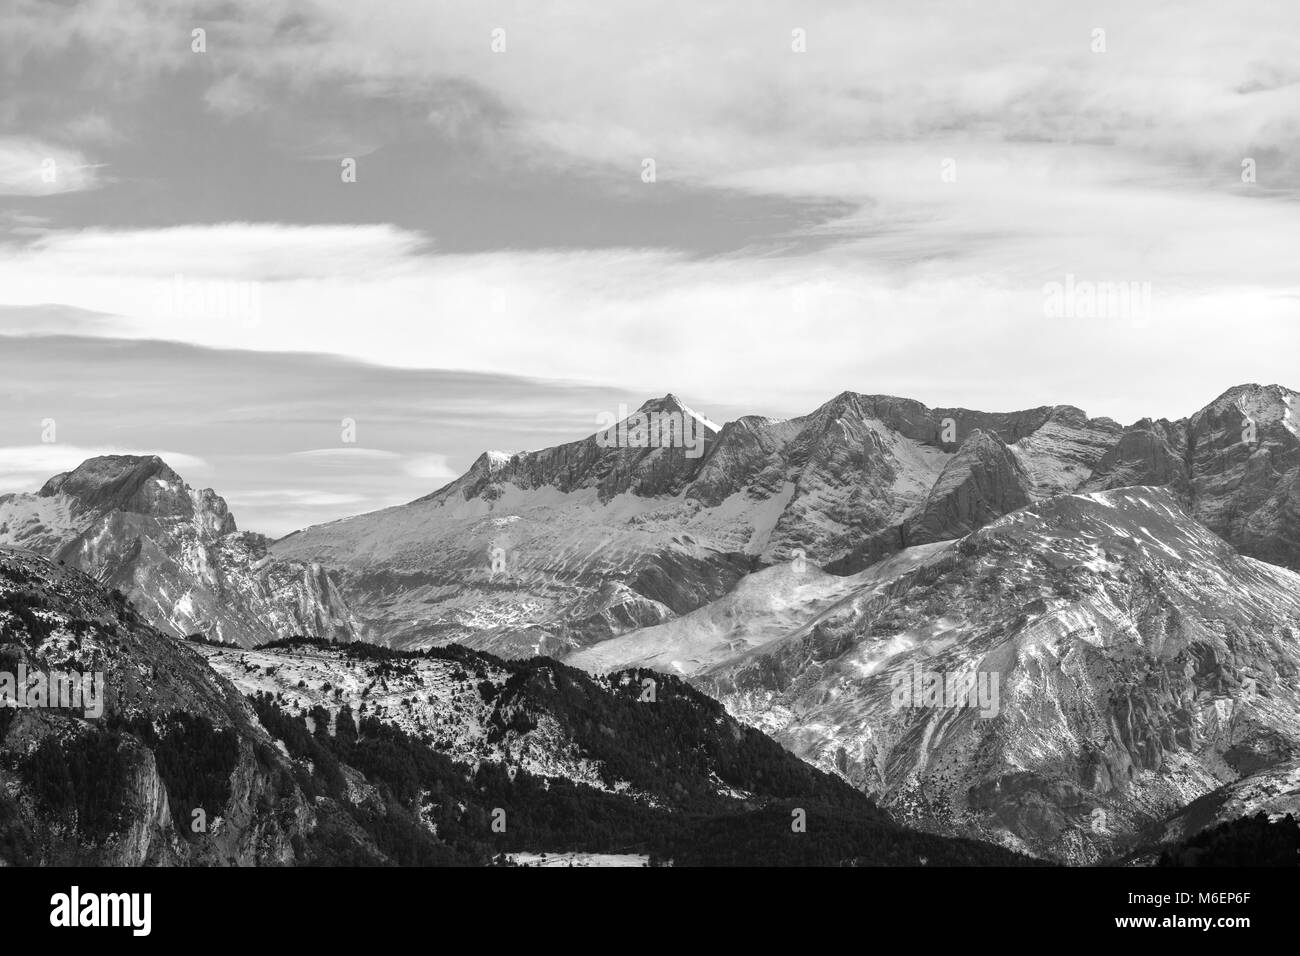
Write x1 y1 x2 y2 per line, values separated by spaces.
1199 383 1300 433
635 393 723 433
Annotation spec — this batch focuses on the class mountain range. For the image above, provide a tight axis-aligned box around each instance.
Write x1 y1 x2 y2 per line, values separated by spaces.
1 381 1297 864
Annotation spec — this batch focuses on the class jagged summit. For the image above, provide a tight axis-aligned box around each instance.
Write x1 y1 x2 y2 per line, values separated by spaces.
275 381 1300 656
42 453 182 507
643 393 721 431
422 390 1106 510
41 452 176 492
0 455 360 647
36 453 236 532
1204 381 1296 405
417 393 723 507
1195 383 1299 435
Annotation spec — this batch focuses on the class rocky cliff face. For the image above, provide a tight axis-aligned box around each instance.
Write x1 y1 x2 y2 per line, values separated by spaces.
1084 418 1190 497
0 456 360 648
1009 406 1125 498
1186 384 1300 568
1085 384 1300 569
903 430 1034 546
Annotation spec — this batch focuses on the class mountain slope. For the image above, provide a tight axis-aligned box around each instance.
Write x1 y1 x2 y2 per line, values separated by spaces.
575 487 1300 863
0 455 360 648
0 547 368 864
191 635 1037 866
568 542 953 679
1132 760 1300 862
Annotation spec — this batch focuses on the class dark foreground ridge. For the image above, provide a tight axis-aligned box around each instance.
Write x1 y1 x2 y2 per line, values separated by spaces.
0 550 1035 866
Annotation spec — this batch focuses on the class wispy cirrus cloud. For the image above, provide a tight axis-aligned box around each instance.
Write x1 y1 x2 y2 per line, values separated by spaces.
0 223 428 279
0 215 1296 429
0 329 695 535
232 489 370 507
0 137 102 196
402 454 457 481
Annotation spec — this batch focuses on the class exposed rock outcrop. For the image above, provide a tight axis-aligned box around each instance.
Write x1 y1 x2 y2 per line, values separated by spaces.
902 430 1034 545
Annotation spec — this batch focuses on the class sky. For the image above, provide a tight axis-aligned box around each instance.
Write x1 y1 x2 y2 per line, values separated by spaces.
1 0 1297 535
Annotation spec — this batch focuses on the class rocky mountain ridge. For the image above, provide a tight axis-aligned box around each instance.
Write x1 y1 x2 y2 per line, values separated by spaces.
273 383 1299 656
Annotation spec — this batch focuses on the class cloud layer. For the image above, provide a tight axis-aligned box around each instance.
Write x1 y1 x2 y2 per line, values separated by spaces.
1 0 1297 529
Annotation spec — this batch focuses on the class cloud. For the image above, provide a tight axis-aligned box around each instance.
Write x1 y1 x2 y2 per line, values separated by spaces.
403 454 457 481
233 489 368 507
291 448 403 465
0 303 118 335
1 223 428 280
0 208 1296 430
55 113 118 146
8 0 1300 196
0 137 101 196
0 331 679 535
